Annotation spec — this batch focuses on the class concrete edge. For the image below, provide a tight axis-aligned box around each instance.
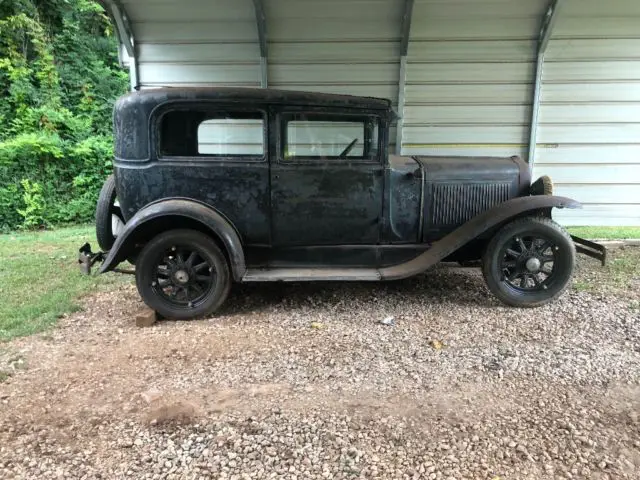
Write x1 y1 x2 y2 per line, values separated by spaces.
592 239 640 248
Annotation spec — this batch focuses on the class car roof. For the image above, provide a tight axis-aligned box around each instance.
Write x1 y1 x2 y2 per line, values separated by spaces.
119 87 393 111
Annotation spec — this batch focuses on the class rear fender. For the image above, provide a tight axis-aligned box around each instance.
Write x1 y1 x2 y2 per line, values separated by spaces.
379 195 581 280
98 198 246 280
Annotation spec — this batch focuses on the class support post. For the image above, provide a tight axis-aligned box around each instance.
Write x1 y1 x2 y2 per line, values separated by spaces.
252 0 268 88
396 0 414 155
528 0 563 169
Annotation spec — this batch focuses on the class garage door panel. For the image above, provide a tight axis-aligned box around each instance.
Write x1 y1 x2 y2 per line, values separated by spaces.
553 18 640 38
405 84 531 105
404 105 530 125
546 185 640 205
402 145 526 158
539 104 640 124
412 0 547 19
554 205 640 227
532 165 640 184
536 145 640 165
409 40 536 63
269 42 399 64
542 83 640 103
266 0 401 19
547 39 640 61
270 64 397 84
123 0 253 22
538 124 640 144
544 62 640 82
407 63 534 84
138 44 259 64
133 21 257 43
403 126 527 144
410 18 539 41
267 20 397 41
138 64 260 86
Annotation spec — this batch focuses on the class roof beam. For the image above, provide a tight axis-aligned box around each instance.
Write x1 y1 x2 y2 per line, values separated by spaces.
528 0 563 168
396 0 414 155
252 0 268 88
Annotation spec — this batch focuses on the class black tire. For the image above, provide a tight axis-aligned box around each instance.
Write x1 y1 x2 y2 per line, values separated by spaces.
530 175 553 196
95 174 123 251
482 217 575 308
135 229 231 320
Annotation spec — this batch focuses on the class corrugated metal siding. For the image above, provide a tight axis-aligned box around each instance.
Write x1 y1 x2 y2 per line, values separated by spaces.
402 0 547 159
535 0 640 226
123 0 639 226
125 0 260 87
264 0 403 150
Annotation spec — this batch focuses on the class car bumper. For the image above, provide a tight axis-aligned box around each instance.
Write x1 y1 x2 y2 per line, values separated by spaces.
572 235 607 266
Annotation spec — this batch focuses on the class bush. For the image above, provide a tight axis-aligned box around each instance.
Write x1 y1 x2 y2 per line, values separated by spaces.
0 0 128 231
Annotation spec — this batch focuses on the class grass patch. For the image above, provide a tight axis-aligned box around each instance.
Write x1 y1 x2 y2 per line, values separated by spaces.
0 226 130 341
573 247 640 296
567 226 640 240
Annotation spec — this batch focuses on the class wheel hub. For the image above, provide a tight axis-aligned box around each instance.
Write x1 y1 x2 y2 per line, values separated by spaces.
525 257 541 273
173 269 190 284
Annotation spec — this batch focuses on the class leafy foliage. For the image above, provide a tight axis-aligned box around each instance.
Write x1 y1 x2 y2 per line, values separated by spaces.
0 0 128 231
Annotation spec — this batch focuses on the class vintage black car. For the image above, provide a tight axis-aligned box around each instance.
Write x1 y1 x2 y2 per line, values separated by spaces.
79 87 605 319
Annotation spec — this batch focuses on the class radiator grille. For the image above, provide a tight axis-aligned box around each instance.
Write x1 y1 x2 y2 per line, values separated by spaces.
431 183 511 227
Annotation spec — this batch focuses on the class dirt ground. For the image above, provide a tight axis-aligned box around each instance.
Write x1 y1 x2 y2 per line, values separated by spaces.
0 249 639 480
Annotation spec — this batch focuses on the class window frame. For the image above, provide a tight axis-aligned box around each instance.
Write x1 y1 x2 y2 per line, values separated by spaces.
153 101 268 163
277 110 383 165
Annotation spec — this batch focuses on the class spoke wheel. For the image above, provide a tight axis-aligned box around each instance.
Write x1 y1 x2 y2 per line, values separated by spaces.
135 229 231 320
482 217 575 308
500 235 558 293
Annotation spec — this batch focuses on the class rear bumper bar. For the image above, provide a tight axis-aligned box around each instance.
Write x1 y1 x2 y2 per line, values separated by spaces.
571 235 607 266
78 243 105 275
78 243 135 275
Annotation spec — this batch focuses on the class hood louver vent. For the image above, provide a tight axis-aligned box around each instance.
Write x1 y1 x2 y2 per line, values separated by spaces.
431 183 511 227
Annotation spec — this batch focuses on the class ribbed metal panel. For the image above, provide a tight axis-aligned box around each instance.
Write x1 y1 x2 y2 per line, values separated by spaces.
118 0 640 226
431 183 511 227
537 0 640 225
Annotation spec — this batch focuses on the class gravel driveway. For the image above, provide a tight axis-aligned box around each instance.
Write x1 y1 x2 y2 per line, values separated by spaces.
1 249 639 480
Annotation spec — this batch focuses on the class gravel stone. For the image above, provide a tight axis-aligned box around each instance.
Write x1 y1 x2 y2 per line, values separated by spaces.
0 254 639 479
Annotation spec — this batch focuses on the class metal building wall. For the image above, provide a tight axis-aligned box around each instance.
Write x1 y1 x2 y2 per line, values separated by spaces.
264 0 403 150
534 0 640 226
117 0 639 226
402 0 547 159
123 0 261 87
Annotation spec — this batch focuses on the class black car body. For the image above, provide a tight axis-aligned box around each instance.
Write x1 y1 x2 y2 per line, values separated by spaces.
80 87 605 319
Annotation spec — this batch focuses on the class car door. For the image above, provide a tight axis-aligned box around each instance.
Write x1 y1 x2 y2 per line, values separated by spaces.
269 109 384 267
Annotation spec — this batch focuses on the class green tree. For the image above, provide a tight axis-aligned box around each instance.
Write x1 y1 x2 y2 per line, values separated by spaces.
0 0 128 231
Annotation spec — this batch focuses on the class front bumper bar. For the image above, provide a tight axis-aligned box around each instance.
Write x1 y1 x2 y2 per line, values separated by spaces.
572 235 607 266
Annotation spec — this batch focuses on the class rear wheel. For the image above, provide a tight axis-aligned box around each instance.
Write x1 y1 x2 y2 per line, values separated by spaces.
95 174 125 251
482 217 574 307
135 229 231 320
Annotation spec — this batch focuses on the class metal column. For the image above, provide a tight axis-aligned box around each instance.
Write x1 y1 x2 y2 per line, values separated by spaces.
252 0 268 88
528 0 563 168
395 0 414 155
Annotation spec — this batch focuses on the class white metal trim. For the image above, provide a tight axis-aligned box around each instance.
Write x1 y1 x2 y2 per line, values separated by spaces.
528 0 563 167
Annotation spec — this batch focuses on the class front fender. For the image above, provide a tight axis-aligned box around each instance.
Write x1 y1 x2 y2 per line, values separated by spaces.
98 198 246 280
379 195 581 281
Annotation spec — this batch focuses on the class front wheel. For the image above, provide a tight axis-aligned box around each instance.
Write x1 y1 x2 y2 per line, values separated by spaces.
135 229 231 320
482 217 575 308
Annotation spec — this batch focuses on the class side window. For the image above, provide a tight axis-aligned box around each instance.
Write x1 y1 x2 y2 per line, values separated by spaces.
283 113 380 161
159 109 265 159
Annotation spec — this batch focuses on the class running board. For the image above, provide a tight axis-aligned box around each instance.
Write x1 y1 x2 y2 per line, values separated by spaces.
242 268 381 282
